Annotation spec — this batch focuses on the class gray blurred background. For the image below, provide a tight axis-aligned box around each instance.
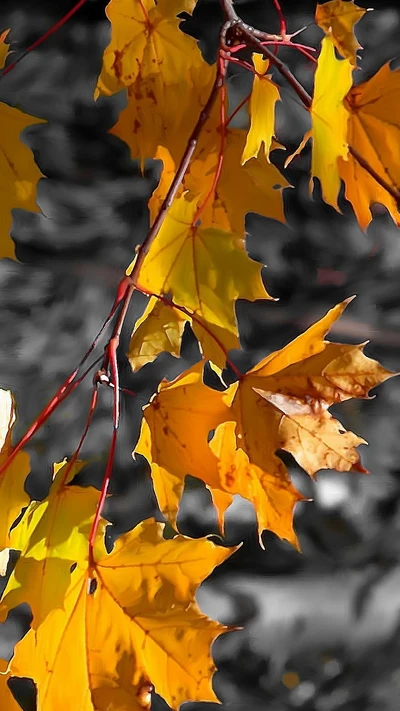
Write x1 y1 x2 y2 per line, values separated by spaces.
1 1 400 709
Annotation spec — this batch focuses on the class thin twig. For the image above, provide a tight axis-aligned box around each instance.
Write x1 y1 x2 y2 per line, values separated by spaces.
0 0 89 79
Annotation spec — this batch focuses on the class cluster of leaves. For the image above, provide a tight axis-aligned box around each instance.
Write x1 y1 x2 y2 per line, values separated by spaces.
0 0 399 709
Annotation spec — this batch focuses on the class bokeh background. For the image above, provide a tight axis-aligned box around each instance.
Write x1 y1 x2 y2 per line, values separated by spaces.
1 0 400 709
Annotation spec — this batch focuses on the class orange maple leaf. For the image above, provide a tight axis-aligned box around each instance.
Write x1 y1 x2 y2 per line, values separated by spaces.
339 61 400 229
137 300 395 547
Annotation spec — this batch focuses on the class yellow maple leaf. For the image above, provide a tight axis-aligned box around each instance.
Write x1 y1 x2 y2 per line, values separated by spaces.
96 0 213 166
96 0 204 96
128 296 238 372
0 389 30 575
128 296 187 371
0 102 45 259
129 194 270 347
315 0 368 66
339 62 400 229
2 506 232 710
111 60 215 168
242 54 280 164
292 35 353 210
182 128 289 233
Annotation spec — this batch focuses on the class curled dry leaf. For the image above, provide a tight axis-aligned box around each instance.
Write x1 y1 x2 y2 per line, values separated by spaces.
315 0 369 66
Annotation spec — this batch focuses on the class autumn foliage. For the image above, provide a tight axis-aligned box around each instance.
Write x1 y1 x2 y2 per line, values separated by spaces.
0 0 399 709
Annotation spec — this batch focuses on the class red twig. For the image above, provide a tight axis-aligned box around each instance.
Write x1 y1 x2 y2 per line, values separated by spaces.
89 284 135 548
0 353 103 478
1 0 89 78
60 384 99 487
192 54 228 225
272 0 287 37
0 277 130 478
227 91 252 126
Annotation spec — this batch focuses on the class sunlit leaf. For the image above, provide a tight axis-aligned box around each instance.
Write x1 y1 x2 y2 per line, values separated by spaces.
339 61 400 229
242 54 280 164
316 0 368 66
128 195 270 351
0 390 30 574
0 103 45 259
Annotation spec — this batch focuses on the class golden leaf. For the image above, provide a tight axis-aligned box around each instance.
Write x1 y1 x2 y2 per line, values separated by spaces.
0 390 30 573
128 297 187 371
307 35 353 209
316 0 368 66
242 54 280 164
138 302 395 545
0 103 45 259
128 295 239 372
96 0 205 96
339 62 400 229
3 515 232 710
129 194 270 349
136 362 230 527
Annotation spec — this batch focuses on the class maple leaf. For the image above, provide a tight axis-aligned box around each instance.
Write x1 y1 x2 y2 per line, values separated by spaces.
0 101 45 260
209 421 303 547
136 361 300 545
0 390 30 576
339 62 400 229
149 129 289 240
315 0 368 66
287 35 353 210
0 459 233 710
0 30 44 258
136 361 231 527
242 54 280 165
111 60 215 168
96 0 212 166
128 296 238 371
137 301 395 545
224 299 394 484
129 194 270 359
96 0 203 97
128 296 187 371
